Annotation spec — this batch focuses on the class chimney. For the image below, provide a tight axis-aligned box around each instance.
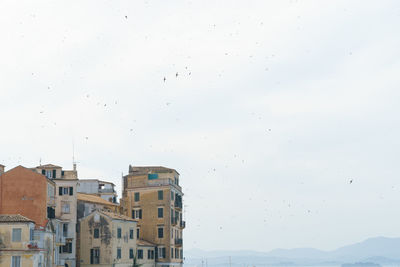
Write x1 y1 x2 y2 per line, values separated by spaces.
0 164 5 175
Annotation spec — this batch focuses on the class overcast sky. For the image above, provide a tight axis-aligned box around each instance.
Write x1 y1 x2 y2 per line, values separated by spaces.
1 0 400 252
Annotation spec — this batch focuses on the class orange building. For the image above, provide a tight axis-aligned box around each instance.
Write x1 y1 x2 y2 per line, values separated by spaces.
0 165 56 228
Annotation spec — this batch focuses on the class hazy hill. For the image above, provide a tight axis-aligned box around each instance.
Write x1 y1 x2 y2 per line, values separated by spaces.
185 237 400 267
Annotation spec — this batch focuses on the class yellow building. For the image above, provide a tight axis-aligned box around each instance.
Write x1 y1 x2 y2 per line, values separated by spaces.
77 193 120 219
122 166 185 267
0 215 46 267
79 210 155 267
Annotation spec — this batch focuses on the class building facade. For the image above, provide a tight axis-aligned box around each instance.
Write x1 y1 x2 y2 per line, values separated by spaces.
79 210 155 267
0 214 52 267
122 166 185 267
77 179 118 204
32 164 78 267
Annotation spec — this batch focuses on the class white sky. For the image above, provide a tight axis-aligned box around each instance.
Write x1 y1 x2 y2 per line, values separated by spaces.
1 0 400 252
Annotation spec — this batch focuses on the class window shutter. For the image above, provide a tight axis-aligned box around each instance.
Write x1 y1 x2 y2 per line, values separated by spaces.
68 242 72 253
41 169 45 175
155 247 158 259
69 187 73 195
139 209 142 219
52 169 56 178
90 249 94 264
162 247 166 258
59 187 63 196
131 210 135 219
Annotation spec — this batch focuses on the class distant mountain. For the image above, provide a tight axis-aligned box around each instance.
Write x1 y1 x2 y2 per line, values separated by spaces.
185 237 400 267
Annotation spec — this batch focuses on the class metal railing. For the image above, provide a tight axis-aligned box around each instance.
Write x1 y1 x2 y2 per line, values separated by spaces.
175 238 183 246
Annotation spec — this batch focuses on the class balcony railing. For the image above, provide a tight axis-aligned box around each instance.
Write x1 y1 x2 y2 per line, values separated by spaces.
99 188 115 193
179 221 186 229
146 178 182 190
47 196 56 206
174 200 182 210
175 238 183 247
56 236 66 245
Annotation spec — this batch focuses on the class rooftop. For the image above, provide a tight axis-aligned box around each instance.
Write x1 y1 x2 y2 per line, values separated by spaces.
35 164 62 169
0 214 34 223
78 179 115 186
128 165 179 175
77 193 118 206
137 239 156 247
100 210 137 222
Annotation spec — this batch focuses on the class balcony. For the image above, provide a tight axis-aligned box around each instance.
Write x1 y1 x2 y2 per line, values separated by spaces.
47 196 56 207
146 178 182 191
56 236 66 246
98 188 115 193
179 221 186 229
174 200 182 210
27 241 39 249
27 240 43 249
175 238 183 247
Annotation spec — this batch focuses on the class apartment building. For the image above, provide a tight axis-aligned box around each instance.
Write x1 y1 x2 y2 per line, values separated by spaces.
122 166 185 267
32 163 78 267
0 214 53 267
77 179 118 203
77 193 120 220
0 165 56 228
79 210 155 267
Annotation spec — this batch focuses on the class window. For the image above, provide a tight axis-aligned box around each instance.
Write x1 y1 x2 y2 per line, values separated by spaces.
180 249 183 259
47 183 54 197
46 170 52 179
138 249 143 259
62 242 72 253
117 247 121 259
175 248 178 259
158 247 166 258
12 228 21 242
158 207 163 218
148 173 158 180
158 227 164 238
171 248 174 258
148 249 155 259
90 248 100 264
129 248 134 259
94 228 99 238
12 256 21 267
132 209 142 219
30 228 34 241
171 191 175 200
62 202 70 213
158 190 163 200
117 228 121 238
63 187 69 195
136 228 140 239
63 223 68 237
134 192 140 201
129 228 134 239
